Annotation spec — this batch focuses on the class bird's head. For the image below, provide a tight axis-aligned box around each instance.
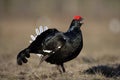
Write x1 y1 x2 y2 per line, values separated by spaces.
68 15 83 31
73 15 83 26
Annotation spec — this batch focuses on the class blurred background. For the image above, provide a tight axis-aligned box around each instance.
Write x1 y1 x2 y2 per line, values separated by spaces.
0 0 120 79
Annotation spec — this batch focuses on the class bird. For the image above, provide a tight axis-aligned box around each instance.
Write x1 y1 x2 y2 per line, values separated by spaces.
17 15 84 73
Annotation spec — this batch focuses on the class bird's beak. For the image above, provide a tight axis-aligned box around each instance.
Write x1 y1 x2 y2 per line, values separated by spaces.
80 18 84 24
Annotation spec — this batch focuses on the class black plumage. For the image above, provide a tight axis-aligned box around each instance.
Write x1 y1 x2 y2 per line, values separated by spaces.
17 16 84 73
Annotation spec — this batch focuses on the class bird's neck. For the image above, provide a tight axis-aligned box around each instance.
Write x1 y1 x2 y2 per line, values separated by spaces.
67 26 80 32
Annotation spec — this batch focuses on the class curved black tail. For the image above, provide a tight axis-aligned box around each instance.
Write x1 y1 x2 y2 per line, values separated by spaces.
17 48 30 65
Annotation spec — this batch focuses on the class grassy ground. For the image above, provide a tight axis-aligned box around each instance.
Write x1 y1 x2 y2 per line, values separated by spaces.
0 16 120 80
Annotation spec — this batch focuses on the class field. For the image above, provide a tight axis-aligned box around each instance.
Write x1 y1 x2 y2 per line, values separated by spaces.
0 16 120 80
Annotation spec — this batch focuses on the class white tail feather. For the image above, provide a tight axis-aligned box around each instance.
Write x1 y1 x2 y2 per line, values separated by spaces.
29 40 32 43
44 26 48 31
30 35 35 41
29 26 48 57
35 28 40 35
39 26 43 34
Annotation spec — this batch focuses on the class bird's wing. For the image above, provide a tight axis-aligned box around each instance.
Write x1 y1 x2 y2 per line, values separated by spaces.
28 28 59 53
38 33 67 65
41 33 66 55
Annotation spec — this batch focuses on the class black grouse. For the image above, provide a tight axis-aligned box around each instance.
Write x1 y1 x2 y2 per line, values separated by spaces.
17 16 84 73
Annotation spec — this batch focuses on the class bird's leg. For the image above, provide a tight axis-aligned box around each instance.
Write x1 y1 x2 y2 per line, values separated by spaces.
38 49 55 66
39 55 50 66
57 65 63 73
57 64 66 73
61 63 66 73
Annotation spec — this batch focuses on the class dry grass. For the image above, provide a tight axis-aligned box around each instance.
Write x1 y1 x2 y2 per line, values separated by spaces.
0 16 120 80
